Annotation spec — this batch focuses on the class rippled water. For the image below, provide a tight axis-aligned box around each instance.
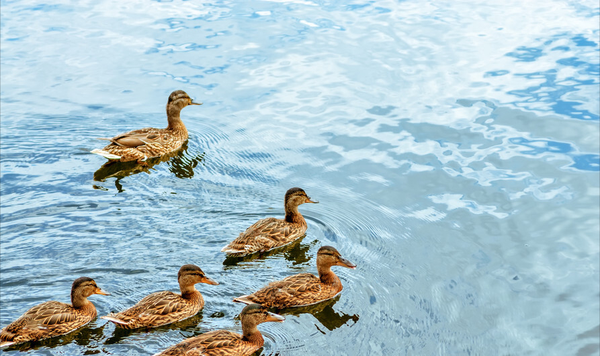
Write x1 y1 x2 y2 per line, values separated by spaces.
1 0 599 355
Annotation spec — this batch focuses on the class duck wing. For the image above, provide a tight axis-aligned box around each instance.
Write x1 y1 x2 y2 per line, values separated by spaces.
125 291 187 316
103 128 163 148
156 330 253 356
138 291 191 316
0 301 89 345
106 291 197 328
243 273 325 308
222 218 306 255
23 301 80 326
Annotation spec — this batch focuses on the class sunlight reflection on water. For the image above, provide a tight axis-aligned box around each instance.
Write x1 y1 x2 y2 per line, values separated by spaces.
1 0 598 355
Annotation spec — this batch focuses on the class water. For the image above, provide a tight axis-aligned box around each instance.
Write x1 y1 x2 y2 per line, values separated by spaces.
1 0 598 355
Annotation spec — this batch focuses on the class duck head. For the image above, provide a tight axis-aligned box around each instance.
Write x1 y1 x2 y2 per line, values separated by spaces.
285 187 318 207
178 264 219 287
317 245 356 270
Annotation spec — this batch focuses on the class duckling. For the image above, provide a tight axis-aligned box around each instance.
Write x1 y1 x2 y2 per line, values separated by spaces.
233 246 355 308
101 265 218 329
154 304 284 356
0 277 109 347
91 90 201 163
221 187 318 256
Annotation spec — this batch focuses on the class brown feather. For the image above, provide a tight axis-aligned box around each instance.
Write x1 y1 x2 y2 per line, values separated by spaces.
103 291 204 329
233 246 356 309
102 265 216 330
92 90 200 163
0 293 100 345
236 273 339 308
222 188 317 257
156 330 258 356
154 305 283 356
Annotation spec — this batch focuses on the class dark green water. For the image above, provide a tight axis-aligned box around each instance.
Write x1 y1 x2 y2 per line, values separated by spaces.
1 1 598 355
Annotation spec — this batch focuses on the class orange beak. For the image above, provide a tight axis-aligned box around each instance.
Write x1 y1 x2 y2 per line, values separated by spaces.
306 196 319 204
265 311 285 323
95 288 110 296
202 276 219 285
338 257 356 269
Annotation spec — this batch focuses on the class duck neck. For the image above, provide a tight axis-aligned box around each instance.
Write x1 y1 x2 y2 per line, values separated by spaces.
318 265 342 291
71 292 95 314
284 202 306 224
242 323 264 346
179 284 201 301
166 106 187 133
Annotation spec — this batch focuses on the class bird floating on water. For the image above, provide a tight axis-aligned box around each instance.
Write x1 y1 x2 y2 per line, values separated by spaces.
233 246 356 309
221 187 318 257
0 277 109 347
91 90 201 163
154 304 284 356
101 265 218 329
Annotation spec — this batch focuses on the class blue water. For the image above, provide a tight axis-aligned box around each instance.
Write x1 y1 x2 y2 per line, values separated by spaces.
1 0 599 355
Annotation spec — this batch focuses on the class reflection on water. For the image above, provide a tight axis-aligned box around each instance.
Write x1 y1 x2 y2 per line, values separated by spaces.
2 323 107 353
0 0 598 355
92 142 206 191
222 236 316 268
103 313 204 345
280 296 359 332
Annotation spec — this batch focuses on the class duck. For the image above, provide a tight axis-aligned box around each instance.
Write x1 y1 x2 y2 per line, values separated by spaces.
154 304 284 356
221 187 318 256
101 264 218 329
0 277 109 347
233 246 355 308
91 90 201 163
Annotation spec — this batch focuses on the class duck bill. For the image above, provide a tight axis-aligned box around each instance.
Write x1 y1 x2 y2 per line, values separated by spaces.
202 276 219 285
306 197 319 204
338 257 356 269
96 288 111 296
265 312 285 323
190 100 202 105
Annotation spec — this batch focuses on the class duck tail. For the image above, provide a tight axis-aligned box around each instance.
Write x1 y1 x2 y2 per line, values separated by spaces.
100 315 129 325
91 149 121 160
0 341 16 348
232 295 254 305
221 245 245 254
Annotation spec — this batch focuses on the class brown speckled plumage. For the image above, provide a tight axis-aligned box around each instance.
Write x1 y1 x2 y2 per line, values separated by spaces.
0 277 109 347
154 304 284 356
221 187 318 256
91 90 201 163
233 246 356 308
101 265 217 329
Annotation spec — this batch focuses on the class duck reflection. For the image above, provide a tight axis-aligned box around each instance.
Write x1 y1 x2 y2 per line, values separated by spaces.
222 236 317 268
93 142 205 190
104 313 204 345
279 297 359 332
1 322 107 352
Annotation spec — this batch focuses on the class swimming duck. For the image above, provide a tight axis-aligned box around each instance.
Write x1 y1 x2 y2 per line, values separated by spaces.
101 265 218 329
221 187 318 256
154 304 284 356
91 90 201 163
233 246 355 308
0 277 109 347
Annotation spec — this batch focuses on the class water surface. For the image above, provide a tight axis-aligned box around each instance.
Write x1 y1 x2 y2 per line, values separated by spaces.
1 0 599 355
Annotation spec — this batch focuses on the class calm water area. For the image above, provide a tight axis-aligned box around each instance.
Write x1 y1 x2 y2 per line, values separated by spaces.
1 1 599 355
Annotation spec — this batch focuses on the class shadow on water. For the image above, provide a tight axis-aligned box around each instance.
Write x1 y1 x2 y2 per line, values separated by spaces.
92 142 205 191
1 323 107 352
278 296 359 332
222 236 318 269
103 313 204 345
